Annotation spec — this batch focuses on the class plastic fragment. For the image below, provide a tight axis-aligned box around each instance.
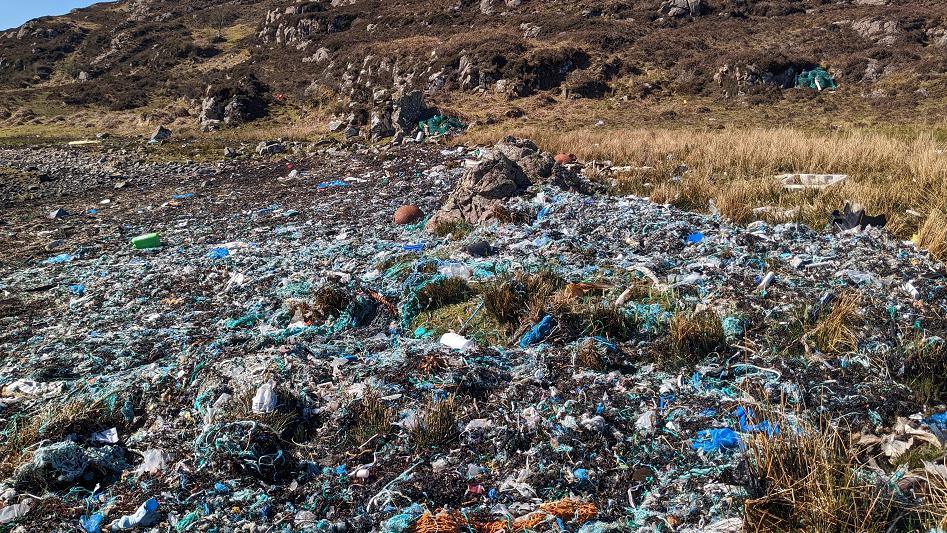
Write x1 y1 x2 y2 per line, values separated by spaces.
692 428 741 452
208 247 230 259
44 253 74 264
0 502 31 524
440 332 474 350
317 180 348 189
81 512 105 533
251 380 278 413
519 315 555 348
131 233 161 250
109 498 159 530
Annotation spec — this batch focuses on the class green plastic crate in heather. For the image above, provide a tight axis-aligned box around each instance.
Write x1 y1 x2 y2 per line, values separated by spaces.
131 233 161 249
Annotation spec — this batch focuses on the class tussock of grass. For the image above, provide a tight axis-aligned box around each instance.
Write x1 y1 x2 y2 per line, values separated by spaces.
745 421 903 532
417 277 473 311
312 283 351 319
904 336 947 405
665 310 726 367
411 396 459 449
574 338 608 371
286 283 352 325
350 389 395 445
482 270 564 328
482 271 640 344
555 297 636 341
482 277 528 326
916 210 947 262
231 386 297 437
430 219 473 239
0 400 118 480
811 292 862 355
412 299 507 346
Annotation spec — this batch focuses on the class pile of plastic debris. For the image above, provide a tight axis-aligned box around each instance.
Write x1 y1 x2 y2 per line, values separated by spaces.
0 136 945 531
796 67 837 91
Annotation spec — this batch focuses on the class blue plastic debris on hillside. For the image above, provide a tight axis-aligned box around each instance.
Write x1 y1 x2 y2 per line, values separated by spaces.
734 406 780 437
208 247 230 259
520 315 555 348
692 428 740 453
318 180 348 189
44 253 74 265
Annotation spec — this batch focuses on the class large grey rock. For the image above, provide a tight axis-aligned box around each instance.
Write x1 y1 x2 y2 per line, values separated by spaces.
660 0 706 17
369 109 395 142
392 90 423 131
224 96 253 125
149 126 171 142
426 137 591 231
425 149 530 231
200 95 223 124
492 137 554 182
197 76 268 129
256 141 286 155
458 56 481 90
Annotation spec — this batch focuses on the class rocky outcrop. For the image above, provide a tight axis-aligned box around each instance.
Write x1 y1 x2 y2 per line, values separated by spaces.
199 76 268 131
425 150 530 230
851 18 900 45
392 90 424 131
426 137 587 230
661 0 707 18
259 6 356 47
341 89 426 141
713 63 801 91
369 105 395 141
149 126 171 142
492 137 554 182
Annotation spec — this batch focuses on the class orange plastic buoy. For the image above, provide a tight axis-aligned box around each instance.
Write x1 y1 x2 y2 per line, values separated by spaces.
554 153 577 165
393 205 424 225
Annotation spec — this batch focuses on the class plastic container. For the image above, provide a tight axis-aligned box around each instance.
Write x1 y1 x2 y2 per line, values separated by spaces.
439 332 474 350
131 233 161 249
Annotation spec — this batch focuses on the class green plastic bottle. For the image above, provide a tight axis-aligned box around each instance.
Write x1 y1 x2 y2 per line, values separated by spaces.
131 233 161 249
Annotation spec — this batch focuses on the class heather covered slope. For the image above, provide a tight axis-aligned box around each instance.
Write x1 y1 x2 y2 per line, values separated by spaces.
1 0 946 128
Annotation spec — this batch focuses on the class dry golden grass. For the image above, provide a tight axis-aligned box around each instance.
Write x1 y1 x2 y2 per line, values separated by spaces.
916 210 947 262
810 292 862 355
745 421 900 532
0 400 113 479
667 310 725 365
351 389 395 444
411 396 459 448
574 338 607 371
462 125 947 241
922 472 947 531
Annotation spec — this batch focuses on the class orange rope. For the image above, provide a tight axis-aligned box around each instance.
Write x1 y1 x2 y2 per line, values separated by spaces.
410 499 598 533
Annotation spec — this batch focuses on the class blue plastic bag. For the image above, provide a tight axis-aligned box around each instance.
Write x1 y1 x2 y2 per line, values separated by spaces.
80 513 104 533
734 406 780 437
519 315 554 348
692 428 740 452
317 180 347 189
208 247 230 259
44 253 74 265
